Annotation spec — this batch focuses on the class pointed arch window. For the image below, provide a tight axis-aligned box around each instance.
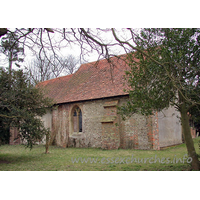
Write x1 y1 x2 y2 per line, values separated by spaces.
73 106 82 133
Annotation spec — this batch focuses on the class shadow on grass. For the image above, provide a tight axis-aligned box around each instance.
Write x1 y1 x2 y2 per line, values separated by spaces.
0 138 199 171
0 153 43 165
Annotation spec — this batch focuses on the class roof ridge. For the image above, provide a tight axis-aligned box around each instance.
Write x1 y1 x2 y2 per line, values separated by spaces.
39 53 129 85
79 53 129 66
38 73 73 84
38 53 131 104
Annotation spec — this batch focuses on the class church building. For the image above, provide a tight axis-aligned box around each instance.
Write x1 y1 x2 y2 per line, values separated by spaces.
37 55 182 150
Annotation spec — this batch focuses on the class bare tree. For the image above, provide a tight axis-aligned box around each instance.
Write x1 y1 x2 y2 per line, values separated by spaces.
0 28 116 64
60 54 79 74
25 53 80 84
26 55 52 83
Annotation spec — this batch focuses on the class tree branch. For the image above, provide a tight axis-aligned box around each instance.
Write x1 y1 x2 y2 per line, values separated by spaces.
0 114 21 119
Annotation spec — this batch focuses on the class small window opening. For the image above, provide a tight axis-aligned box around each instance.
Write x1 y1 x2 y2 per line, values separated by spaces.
73 106 82 133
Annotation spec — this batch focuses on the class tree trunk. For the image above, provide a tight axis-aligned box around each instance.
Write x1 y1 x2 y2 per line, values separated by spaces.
8 51 13 87
45 133 50 154
180 102 200 170
9 51 13 73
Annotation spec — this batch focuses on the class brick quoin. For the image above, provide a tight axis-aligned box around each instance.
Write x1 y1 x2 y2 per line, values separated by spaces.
9 127 20 145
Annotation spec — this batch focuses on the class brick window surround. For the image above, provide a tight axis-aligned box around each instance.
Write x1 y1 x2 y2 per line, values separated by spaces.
72 106 82 133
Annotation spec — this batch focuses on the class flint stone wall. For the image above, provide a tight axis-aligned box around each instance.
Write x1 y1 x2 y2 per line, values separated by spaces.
41 96 181 150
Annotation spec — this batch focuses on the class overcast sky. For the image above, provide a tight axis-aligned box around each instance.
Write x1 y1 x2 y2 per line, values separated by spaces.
1 1 199 198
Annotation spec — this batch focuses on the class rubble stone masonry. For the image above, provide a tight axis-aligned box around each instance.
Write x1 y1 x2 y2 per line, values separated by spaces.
43 96 160 150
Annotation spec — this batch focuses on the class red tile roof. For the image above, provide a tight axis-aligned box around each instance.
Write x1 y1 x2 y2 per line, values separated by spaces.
37 55 131 104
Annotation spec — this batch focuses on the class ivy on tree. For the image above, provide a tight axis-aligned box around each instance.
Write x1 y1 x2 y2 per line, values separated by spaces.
118 28 200 170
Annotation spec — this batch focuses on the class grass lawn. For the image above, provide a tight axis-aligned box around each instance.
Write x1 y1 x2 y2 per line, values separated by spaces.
0 137 199 171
